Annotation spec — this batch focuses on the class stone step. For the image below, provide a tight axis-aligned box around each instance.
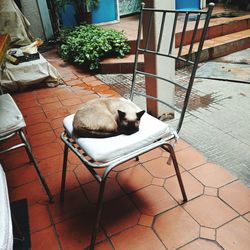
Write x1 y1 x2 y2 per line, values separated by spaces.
99 29 250 74
100 14 250 74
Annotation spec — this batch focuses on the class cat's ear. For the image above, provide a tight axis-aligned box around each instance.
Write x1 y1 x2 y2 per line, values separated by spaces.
136 110 145 120
118 110 126 119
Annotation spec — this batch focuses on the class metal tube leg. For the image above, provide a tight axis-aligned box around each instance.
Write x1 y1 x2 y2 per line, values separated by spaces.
60 143 69 203
19 131 54 203
165 144 187 202
90 177 107 250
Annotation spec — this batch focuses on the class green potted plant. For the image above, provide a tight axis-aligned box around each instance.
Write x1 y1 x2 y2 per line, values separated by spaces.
55 0 99 24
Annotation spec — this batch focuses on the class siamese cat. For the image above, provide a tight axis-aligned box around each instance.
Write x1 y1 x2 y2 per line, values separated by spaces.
73 97 145 138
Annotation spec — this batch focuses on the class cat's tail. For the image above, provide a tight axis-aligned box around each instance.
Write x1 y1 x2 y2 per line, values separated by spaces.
74 128 119 138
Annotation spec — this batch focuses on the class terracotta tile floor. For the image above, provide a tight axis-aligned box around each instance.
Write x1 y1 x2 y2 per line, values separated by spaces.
1 51 250 250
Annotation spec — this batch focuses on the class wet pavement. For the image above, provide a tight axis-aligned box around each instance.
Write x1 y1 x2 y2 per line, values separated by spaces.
97 48 250 187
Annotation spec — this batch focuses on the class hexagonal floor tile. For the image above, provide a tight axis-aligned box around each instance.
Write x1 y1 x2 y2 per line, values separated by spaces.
175 147 207 170
190 163 237 188
131 185 177 215
142 156 185 178
111 225 165 250
102 196 140 236
164 171 204 203
219 180 250 215
217 217 250 250
117 165 152 193
184 195 238 228
154 206 199 249
179 239 222 250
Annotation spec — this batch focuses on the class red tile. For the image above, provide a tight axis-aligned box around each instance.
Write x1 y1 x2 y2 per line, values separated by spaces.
131 185 177 216
117 165 152 193
21 106 43 116
6 164 38 188
56 214 105 250
45 107 69 120
9 180 47 205
152 177 165 186
29 130 57 147
27 122 52 136
95 241 113 250
111 225 165 250
200 226 216 240
217 217 250 250
139 148 163 163
74 165 95 185
33 142 62 160
42 101 63 112
143 156 185 178
102 196 140 236
190 163 236 188
164 171 204 203
31 226 60 250
184 195 238 228
204 187 218 197
38 155 64 176
38 96 59 104
24 112 48 125
29 204 52 233
83 178 124 204
61 97 82 106
138 214 154 227
154 206 199 249
111 159 139 172
48 187 91 223
45 171 79 195
50 117 64 130
179 239 221 250
219 180 250 215
176 147 207 170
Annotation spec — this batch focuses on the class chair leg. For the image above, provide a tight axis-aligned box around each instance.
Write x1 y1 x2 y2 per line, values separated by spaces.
90 177 107 250
19 130 54 203
164 144 187 202
60 143 69 203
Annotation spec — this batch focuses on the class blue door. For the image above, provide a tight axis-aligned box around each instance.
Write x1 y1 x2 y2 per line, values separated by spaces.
176 0 200 10
92 0 118 24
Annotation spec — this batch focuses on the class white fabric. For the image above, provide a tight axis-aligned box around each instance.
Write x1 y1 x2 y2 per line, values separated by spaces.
0 0 32 46
0 164 13 250
1 53 61 92
63 112 174 162
0 94 26 137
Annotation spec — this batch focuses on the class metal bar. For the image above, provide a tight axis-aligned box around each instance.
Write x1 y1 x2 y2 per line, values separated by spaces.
0 143 26 154
178 12 189 57
145 11 154 50
157 12 166 52
130 2 145 100
138 48 195 65
162 144 187 202
60 143 69 202
136 70 188 90
90 177 108 249
187 13 201 60
177 3 215 133
169 12 178 54
19 130 54 203
133 91 181 113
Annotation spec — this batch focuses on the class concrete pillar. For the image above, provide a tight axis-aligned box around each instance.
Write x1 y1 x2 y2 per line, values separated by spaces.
143 0 175 118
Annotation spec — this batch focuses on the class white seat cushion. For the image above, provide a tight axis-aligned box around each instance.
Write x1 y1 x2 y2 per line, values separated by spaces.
0 94 26 137
0 164 13 250
63 112 174 162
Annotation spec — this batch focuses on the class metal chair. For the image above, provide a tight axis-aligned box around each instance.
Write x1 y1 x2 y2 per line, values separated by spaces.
60 3 214 249
0 93 54 202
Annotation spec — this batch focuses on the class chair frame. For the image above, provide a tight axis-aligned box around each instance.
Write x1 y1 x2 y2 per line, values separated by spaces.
60 3 214 249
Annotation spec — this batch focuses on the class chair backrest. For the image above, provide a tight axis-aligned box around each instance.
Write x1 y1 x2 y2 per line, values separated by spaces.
130 2 214 133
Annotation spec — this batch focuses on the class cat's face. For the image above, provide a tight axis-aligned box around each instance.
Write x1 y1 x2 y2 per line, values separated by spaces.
117 110 145 135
